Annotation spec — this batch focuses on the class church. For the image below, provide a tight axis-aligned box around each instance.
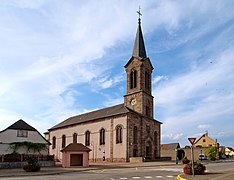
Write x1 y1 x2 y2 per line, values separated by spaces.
48 14 162 163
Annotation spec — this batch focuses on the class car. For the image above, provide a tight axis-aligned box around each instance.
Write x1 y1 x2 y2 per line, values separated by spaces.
199 154 206 160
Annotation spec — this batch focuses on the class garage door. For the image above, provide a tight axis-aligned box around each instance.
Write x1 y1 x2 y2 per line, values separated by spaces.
70 154 83 166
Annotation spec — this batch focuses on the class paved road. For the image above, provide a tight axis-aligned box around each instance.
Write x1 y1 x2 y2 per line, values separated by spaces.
1 166 182 180
1 161 234 180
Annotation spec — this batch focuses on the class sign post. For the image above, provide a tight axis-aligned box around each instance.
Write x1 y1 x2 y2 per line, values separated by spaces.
188 138 196 177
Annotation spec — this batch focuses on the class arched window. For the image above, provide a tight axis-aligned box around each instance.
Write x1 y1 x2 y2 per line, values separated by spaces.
145 71 150 90
85 131 90 146
73 133 77 143
130 70 137 89
146 100 150 117
52 136 56 149
116 125 122 144
146 105 150 116
133 126 137 144
100 128 105 145
154 131 158 145
62 135 66 148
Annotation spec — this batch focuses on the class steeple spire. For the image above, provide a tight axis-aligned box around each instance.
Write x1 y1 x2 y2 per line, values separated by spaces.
132 6 147 58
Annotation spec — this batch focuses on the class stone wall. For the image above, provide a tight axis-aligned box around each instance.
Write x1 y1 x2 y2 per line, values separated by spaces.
0 161 55 169
161 147 209 161
127 112 161 161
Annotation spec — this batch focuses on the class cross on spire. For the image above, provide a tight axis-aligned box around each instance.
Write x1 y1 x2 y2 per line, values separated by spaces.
137 6 142 24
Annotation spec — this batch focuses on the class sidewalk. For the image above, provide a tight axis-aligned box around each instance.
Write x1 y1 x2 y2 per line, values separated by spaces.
0 161 177 178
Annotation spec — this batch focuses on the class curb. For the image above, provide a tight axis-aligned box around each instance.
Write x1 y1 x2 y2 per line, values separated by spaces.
177 174 186 180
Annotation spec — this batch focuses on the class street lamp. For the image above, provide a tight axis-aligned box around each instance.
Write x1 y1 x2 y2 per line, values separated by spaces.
175 149 178 164
200 150 202 161
103 150 105 161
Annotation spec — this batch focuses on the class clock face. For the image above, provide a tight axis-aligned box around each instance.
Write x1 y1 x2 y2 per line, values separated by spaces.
131 98 137 105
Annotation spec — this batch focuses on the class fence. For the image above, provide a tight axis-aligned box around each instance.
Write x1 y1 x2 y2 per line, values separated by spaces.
0 154 54 162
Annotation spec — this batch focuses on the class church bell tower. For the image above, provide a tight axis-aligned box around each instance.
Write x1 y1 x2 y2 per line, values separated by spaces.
124 10 154 118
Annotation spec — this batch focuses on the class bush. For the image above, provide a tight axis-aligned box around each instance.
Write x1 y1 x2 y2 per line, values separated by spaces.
23 157 40 172
182 157 190 164
23 164 40 172
183 161 206 175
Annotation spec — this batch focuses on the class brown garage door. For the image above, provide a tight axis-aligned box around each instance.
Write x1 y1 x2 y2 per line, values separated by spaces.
70 154 83 166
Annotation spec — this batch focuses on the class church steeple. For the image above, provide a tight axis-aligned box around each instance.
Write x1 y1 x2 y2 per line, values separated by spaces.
124 8 154 118
132 8 147 58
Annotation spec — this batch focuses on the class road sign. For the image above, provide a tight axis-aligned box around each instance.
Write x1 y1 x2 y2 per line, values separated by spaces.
188 138 196 145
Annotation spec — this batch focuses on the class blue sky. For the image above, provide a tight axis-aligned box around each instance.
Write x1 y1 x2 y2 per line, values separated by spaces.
0 0 233 147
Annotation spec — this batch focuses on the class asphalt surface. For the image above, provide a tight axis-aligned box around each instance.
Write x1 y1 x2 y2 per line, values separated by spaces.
0 160 234 180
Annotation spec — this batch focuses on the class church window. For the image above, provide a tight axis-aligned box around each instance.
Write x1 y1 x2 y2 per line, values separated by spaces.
145 72 150 90
146 105 150 116
203 139 206 142
130 70 137 89
62 135 66 148
73 133 77 143
116 125 122 144
146 125 150 133
100 128 105 145
154 131 157 145
85 131 90 146
133 126 137 144
52 136 56 149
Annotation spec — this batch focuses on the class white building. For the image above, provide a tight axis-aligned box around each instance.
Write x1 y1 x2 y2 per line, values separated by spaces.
0 119 49 155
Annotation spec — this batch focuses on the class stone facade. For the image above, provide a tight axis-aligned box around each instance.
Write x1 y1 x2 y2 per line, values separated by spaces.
127 113 160 159
124 57 154 118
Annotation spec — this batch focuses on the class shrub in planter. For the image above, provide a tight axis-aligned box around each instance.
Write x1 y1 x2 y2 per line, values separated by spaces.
183 161 206 175
23 157 40 172
182 157 190 164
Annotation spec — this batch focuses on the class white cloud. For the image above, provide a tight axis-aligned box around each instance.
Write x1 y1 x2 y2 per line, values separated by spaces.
198 124 211 129
152 76 168 85
162 133 184 140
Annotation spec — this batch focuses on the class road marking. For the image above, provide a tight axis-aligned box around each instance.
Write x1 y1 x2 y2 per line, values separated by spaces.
120 178 128 180
166 175 174 178
144 168 183 172
156 176 163 178
132 177 141 179
144 176 152 179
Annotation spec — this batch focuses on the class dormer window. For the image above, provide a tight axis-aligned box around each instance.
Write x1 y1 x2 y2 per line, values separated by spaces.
17 130 28 137
130 70 137 89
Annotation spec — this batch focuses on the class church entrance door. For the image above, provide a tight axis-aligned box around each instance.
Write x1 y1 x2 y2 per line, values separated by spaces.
146 141 152 159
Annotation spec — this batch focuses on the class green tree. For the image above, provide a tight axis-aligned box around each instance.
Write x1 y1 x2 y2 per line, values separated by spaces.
205 146 217 160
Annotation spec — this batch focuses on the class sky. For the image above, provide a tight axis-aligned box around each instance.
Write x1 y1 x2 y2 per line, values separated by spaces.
0 0 233 147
